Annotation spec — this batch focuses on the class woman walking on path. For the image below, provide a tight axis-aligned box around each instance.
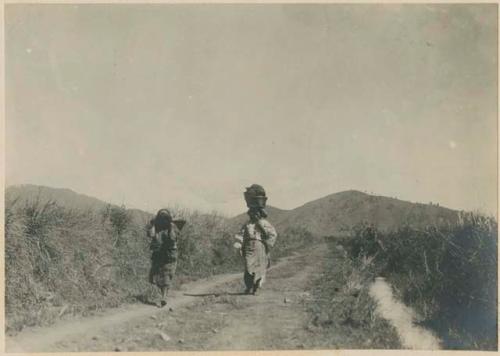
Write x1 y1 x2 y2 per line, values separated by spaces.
237 185 278 295
147 209 185 307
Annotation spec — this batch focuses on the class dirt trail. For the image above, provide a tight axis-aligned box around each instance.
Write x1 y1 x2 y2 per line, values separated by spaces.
6 250 313 352
6 271 240 352
8 244 441 352
369 277 441 350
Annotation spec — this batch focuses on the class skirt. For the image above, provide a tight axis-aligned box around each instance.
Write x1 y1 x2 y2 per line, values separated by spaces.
149 250 177 288
242 239 269 286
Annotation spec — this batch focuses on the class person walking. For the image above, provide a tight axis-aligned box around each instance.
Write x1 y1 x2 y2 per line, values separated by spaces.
237 184 277 295
147 209 185 307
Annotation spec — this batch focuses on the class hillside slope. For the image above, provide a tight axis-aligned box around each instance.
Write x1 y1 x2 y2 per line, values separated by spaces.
6 184 108 211
5 184 153 225
230 190 459 236
6 185 460 237
228 206 290 231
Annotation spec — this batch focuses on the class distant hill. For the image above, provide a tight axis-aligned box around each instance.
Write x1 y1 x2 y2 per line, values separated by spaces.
5 184 153 226
6 185 460 237
6 184 109 211
229 190 460 236
228 206 289 230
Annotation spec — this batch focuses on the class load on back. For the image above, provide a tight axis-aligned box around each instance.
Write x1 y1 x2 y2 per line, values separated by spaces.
244 184 267 209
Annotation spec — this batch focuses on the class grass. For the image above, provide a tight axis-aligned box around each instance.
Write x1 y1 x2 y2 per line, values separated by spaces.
272 226 314 259
5 196 308 332
305 237 401 349
340 213 498 350
5 197 149 331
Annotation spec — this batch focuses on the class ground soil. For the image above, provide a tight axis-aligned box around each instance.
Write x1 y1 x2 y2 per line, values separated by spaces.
6 242 438 352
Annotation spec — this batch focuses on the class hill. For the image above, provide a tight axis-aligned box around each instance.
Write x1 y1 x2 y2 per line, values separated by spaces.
228 205 290 230
5 184 463 333
5 184 153 225
6 184 109 211
230 190 459 236
4 184 243 332
6 185 460 237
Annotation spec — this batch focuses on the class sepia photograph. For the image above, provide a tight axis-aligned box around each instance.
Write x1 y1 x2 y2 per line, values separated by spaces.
4 2 498 353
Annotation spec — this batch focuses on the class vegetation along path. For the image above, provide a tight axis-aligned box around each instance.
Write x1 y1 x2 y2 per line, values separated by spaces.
7 241 439 352
369 277 441 349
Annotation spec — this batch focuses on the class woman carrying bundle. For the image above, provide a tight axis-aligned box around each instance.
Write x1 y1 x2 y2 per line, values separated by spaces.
147 209 185 307
236 184 278 295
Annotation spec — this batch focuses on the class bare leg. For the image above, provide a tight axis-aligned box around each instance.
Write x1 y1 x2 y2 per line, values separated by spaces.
253 278 261 295
244 271 254 294
160 286 168 307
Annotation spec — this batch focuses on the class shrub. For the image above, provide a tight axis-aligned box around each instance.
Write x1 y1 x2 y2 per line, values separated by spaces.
174 210 240 278
307 238 400 349
342 213 498 350
5 199 310 332
273 226 315 258
5 198 152 331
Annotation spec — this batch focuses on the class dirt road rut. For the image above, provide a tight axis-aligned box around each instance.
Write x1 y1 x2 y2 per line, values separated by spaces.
7 246 325 352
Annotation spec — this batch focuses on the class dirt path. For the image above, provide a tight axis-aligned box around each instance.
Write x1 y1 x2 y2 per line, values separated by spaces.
6 271 241 352
8 243 441 352
369 277 441 350
6 247 323 352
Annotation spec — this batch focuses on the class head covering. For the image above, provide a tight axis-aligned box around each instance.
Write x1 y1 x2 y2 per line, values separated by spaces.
154 209 172 231
156 209 172 220
244 184 268 209
245 184 266 197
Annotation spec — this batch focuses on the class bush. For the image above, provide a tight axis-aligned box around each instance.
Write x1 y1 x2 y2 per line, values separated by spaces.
6 197 117 330
273 226 315 258
5 198 310 332
342 213 498 350
174 210 241 278
307 238 400 349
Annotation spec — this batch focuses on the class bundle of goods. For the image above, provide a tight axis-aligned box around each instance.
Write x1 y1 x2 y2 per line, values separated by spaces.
244 184 267 208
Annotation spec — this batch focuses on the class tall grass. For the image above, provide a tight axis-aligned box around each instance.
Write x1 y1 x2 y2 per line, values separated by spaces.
5 198 306 332
341 213 498 350
175 210 241 279
306 237 401 349
273 226 314 258
5 199 230 331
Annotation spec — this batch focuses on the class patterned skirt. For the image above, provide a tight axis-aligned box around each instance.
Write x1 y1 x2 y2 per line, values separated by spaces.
149 250 177 288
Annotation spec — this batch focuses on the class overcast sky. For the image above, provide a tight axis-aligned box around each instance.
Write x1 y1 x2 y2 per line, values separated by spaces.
6 4 497 216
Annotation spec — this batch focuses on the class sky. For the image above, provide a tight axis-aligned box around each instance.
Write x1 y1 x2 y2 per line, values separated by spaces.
5 4 498 217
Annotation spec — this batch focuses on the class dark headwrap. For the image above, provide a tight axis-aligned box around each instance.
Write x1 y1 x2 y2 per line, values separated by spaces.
245 184 266 196
154 209 172 232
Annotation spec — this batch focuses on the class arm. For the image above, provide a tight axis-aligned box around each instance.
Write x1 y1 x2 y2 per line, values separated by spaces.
146 219 156 238
147 220 160 251
239 224 246 236
257 219 278 248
